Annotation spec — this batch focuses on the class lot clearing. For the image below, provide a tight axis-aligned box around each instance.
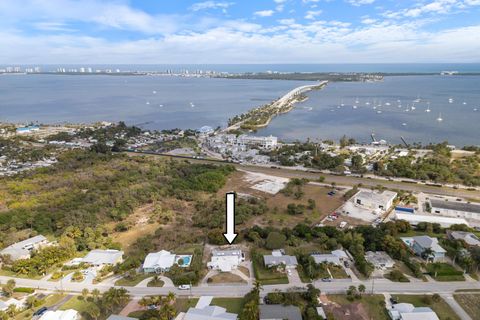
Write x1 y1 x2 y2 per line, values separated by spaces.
454 294 480 319
322 294 388 320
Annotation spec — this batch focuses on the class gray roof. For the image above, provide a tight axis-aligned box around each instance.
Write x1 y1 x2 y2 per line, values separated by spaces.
82 249 123 265
184 306 237 320
212 249 243 257
413 236 446 253
311 254 341 265
263 255 298 267
431 199 480 214
107 316 138 320
259 305 302 320
0 235 47 260
450 231 480 246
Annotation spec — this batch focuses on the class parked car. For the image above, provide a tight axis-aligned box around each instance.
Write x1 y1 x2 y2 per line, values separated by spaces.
33 307 48 316
178 284 191 290
321 278 332 282
390 297 398 304
344 261 350 268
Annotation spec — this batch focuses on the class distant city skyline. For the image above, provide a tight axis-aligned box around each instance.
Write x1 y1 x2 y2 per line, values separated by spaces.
1 0 480 64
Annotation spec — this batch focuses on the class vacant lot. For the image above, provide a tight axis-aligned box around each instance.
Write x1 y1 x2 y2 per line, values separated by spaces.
325 294 388 320
207 273 246 284
454 294 480 319
426 263 465 282
211 298 245 314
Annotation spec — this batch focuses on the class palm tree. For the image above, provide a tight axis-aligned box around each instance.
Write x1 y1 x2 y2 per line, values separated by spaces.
358 284 366 295
82 288 89 300
91 288 101 301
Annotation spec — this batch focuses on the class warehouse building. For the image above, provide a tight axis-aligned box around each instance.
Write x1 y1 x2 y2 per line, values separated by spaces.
430 199 480 220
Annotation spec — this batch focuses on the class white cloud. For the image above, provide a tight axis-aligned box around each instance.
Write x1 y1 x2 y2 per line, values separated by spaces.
254 10 275 17
305 10 322 20
190 1 234 11
347 0 375 6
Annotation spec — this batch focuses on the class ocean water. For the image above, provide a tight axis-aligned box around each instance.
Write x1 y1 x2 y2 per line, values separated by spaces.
257 75 480 146
0 74 309 130
0 73 479 146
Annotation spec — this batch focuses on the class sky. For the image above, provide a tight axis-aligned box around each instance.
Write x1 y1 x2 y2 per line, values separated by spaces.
1 0 480 64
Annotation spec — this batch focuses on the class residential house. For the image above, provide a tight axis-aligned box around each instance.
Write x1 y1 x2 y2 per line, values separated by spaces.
81 249 123 267
448 231 480 247
107 315 138 320
388 303 439 320
365 251 395 269
0 298 24 312
175 296 237 320
311 253 341 266
39 309 80 320
263 250 298 269
0 235 49 261
207 249 245 272
401 236 446 262
143 250 176 273
259 305 302 320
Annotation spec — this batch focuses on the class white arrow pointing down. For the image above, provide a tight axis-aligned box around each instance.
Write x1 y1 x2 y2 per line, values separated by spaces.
223 192 237 244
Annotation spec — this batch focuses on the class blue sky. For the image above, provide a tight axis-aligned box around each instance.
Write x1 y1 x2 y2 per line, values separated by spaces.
1 0 480 64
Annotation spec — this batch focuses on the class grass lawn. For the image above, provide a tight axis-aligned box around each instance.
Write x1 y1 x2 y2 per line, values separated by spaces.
212 298 245 314
0 268 44 280
329 265 349 279
252 253 289 285
426 263 465 282
147 278 165 287
207 273 246 284
454 294 480 319
59 296 92 313
328 294 389 320
14 294 66 320
392 295 460 320
174 298 199 312
115 273 152 286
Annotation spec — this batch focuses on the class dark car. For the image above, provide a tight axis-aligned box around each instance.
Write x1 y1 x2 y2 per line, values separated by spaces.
33 307 48 316
390 297 398 304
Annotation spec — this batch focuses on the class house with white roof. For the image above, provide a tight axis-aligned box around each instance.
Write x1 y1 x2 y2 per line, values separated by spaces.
388 303 439 320
0 298 24 312
39 309 80 320
401 236 446 262
365 251 395 269
143 250 177 273
311 252 343 266
0 235 49 261
354 190 398 212
175 296 237 320
264 250 298 269
81 249 123 267
207 249 245 272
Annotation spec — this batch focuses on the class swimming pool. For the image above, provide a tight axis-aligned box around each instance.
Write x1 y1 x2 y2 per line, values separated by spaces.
175 255 192 268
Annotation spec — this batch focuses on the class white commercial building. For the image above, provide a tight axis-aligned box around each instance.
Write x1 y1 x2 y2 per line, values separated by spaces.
354 190 397 212
430 199 480 220
207 249 245 272
81 249 123 267
39 309 80 320
0 235 49 261
237 135 278 149
394 212 469 228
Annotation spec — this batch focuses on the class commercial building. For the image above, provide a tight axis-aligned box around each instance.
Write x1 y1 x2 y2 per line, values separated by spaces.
394 212 469 228
207 249 245 272
16 125 40 134
401 236 446 262
365 251 395 269
388 303 439 320
430 199 480 220
259 305 302 320
0 235 49 261
354 190 398 212
263 250 298 269
81 249 123 267
237 135 278 149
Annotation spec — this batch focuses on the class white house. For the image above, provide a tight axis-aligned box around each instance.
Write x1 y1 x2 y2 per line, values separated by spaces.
143 250 176 273
264 250 298 269
39 309 80 320
0 298 24 312
207 249 245 272
81 249 123 267
388 303 439 320
175 296 237 320
365 251 395 269
401 236 446 262
430 199 480 221
0 235 49 261
354 190 397 212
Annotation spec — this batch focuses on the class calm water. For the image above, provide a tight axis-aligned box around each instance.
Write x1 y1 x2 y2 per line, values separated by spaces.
1 74 479 146
0 74 309 130
258 75 480 146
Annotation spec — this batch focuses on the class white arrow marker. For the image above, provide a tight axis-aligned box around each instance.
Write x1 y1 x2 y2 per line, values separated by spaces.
223 192 237 244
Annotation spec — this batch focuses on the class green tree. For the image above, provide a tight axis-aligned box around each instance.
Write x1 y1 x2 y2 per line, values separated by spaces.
265 232 286 250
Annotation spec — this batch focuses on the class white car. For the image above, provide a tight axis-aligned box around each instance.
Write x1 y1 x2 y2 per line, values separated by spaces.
178 284 191 290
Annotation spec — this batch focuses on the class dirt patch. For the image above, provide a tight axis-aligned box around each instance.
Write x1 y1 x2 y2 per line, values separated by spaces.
207 273 247 284
321 295 371 320
238 266 250 278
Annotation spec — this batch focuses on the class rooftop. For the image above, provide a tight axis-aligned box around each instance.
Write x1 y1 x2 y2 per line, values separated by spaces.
355 189 398 203
82 249 123 265
259 305 302 320
412 236 446 253
431 199 480 214
143 250 176 270
394 212 469 227
449 231 480 246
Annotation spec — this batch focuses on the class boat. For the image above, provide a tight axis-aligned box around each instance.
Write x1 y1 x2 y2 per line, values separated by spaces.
448 98 454 103
463 102 467 105
365 101 370 105
353 105 358 109
411 105 416 111
376 110 382 114
474 108 478 112
190 102 195 108
355 97 359 104
153 90 157 94
146 101 150 105
402 123 407 126
340 99 345 107
159 104 164 107
437 113 443 122
385 102 391 106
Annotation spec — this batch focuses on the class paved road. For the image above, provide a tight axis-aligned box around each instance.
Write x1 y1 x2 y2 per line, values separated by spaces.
2 275 480 298
127 152 480 200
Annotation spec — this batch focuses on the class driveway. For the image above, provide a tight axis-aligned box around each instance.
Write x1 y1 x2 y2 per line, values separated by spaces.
440 294 472 320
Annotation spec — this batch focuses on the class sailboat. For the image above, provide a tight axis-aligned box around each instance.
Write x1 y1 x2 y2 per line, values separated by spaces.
340 99 345 107
425 102 431 113
448 98 454 104
153 90 157 94
190 102 195 108
437 113 443 122
146 101 150 105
